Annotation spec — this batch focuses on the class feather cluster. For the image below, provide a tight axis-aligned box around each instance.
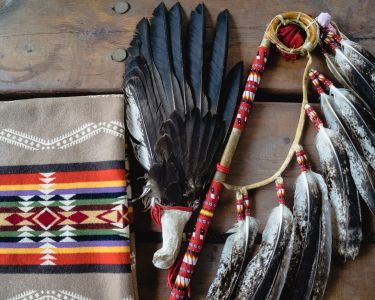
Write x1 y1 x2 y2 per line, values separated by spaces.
310 70 375 218
124 3 243 209
232 177 293 300
305 103 362 260
206 191 258 300
317 14 375 113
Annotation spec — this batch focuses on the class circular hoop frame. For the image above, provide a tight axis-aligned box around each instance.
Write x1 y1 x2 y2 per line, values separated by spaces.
264 11 320 55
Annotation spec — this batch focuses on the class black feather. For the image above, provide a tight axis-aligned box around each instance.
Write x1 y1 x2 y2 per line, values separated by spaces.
187 4 208 115
207 10 229 113
221 62 244 140
168 3 194 114
150 3 184 115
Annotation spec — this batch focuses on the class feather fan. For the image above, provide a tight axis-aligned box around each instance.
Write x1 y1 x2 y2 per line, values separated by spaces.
206 191 258 300
305 103 362 260
123 3 243 269
233 178 293 300
280 145 331 300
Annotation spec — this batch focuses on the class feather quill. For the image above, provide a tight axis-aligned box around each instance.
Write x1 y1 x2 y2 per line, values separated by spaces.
233 178 293 300
305 103 361 260
280 145 331 300
206 191 258 300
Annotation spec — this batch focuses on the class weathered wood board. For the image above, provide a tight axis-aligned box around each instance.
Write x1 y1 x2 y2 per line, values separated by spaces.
0 0 374 299
0 0 374 97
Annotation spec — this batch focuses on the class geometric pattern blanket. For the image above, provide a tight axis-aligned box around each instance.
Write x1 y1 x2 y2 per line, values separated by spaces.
0 95 137 300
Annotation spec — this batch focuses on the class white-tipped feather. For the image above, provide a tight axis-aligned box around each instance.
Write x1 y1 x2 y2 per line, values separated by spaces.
328 86 375 170
281 146 331 300
315 126 362 259
335 45 375 95
206 217 258 299
234 204 293 300
310 175 332 300
324 52 364 101
320 92 375 214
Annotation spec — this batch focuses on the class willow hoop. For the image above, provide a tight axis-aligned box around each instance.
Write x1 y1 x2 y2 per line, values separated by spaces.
264 11 320 56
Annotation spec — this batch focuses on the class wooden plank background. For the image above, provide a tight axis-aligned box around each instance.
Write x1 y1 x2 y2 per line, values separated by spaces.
0 0 374 299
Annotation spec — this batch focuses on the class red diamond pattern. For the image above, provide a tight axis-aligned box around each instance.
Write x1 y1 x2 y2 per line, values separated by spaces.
33 208 60 230
69 211 88 224
5 213 24 225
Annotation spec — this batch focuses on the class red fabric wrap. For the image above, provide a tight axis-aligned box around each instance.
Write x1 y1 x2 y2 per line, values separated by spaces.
216 163 230 174
151 205 193 228
277 24 304 60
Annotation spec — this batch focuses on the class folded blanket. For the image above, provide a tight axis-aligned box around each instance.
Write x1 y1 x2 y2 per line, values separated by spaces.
0 95 136 300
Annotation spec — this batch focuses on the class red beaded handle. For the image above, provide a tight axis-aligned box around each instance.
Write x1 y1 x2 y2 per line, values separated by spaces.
169 44 270 300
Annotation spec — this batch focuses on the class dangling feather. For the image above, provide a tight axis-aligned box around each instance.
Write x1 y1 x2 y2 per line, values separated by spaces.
123 3 243 269
311 172 332 300
305 103 361 260
265 177 295 300
317 72 375 171
333 39 375 111
317 16 375 111
323 51 368 105
318 88 375 214
206 191 258 300
280 145 331 300
233 178 293 300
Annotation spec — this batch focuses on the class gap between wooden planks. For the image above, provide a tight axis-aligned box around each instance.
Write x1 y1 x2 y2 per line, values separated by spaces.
133 102 375 235
0 0 374 96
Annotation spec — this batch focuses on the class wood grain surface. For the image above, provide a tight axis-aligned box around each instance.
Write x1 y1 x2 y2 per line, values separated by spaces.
0 0 374 299
0 0 374 97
